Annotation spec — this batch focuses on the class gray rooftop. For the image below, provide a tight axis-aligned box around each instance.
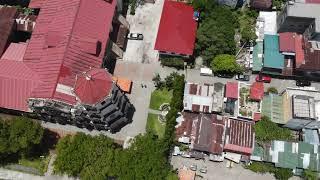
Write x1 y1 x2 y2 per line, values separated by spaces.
284 2 320 32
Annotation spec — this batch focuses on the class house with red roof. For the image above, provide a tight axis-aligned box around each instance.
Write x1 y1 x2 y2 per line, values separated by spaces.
155 0 197 58
224 117 255 155
250 82 264 101
0 0 134 133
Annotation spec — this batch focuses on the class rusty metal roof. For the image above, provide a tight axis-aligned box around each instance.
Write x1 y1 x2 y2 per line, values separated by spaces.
224 118 255 155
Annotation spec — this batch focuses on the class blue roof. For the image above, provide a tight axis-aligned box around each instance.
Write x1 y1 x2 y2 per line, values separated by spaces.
263 35 284 69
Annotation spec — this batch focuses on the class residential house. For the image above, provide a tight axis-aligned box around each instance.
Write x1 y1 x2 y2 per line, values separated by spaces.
155 0 197 58
0 0 134 133
262 34 285 75
183 82 224 113
224 82 238 116
283 87 320 130
224 118 255 155
238 82 263 121
262 87 320 130
251 140 320 174
175 112 226 156
277 1 320 41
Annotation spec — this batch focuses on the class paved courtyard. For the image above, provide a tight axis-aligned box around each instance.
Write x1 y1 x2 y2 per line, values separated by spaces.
123 0 164 63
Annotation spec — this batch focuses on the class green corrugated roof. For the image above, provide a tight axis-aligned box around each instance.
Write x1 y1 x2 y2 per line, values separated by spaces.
298 142 314 154
253 42 263 72
277 152 298 169
263 35 284 69
262 94 285 124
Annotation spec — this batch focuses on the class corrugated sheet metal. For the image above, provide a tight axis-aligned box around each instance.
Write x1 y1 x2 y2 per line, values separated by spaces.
250 82 264 101
252 42 263 72
225 82 238 99
154 0 197 55
224 118 254 155
0 42 28 61
0 60 39 111
264 35 285 69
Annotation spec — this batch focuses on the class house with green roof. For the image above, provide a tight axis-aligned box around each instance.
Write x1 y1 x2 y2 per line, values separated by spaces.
261 93 285 124
253 42 263 72
250 140 320 174
262 35 285 75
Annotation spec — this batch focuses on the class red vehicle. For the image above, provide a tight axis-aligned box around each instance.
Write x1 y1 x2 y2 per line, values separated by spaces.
255 75 271 83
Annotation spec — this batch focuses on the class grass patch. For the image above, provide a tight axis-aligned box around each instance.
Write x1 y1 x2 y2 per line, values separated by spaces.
146 113 165 138
18 155 51 175
149 88 173 110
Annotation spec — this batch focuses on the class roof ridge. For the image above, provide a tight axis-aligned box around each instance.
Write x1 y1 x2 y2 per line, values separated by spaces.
51 0 84 97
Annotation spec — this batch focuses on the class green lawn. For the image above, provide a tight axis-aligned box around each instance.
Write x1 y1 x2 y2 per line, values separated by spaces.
146 113 165 138
149 88 173 110
18 155 51 175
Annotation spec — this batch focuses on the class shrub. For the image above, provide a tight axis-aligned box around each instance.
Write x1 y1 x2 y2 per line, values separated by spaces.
267 87 278 94
160 56 185 70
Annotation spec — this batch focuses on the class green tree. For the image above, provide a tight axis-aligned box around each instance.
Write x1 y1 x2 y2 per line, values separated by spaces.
274 168 293 180
0 117 44 158
303 169 319 180
195 6 237 62
152 73 164 89
255 116 293 143
210 54 242 74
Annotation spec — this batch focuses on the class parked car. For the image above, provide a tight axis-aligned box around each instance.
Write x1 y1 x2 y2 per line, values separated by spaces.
216 73 234 78
296 79 311 87
235 74 250 81
255 75 271 83
127 33 143 40
190 164 197 171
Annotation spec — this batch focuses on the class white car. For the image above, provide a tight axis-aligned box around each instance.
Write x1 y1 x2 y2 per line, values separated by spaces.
127 33 143 40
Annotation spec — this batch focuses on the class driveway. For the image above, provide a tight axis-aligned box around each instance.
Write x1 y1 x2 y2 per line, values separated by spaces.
123 0 164 63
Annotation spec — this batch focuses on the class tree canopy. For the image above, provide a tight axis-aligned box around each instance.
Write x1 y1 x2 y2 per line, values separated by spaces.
54 132 171 180
0 117 44 161
254 116 293 143
210 54 242 74
195 5 238 62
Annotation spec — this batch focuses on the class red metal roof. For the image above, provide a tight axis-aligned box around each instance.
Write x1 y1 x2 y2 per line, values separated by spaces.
0 60 39 111
0 0 117 111
225 82 238 99
224 118 254 155
1 43 28 62
0 7 17 56
28 0 47 8
279 33 296 53
74 68 113 105
250 82 264 101
154 0 197 55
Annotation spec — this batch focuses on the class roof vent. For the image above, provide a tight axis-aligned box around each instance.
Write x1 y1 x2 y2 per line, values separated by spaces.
79 37 102 56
